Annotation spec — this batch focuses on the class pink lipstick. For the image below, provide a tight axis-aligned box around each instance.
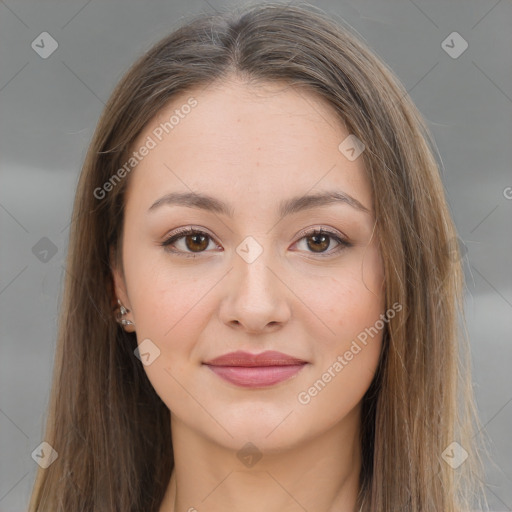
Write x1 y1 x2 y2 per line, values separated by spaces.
203 350 307 388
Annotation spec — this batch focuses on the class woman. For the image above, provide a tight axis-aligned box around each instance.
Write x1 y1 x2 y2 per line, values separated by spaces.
28 2 488 511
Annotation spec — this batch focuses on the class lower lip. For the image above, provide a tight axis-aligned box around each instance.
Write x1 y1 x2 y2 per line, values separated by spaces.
205 364 306 388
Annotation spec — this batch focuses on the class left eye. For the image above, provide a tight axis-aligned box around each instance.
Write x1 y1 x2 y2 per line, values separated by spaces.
161 227 350 258
293 228 350 256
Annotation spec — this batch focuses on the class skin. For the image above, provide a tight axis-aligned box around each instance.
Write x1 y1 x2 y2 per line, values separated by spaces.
112 77 385 512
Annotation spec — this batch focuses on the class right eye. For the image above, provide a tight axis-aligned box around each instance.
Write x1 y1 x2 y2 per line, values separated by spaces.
160 227 221 258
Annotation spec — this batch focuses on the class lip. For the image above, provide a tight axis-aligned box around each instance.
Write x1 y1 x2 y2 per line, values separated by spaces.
203 350 308 388
204 350 307 367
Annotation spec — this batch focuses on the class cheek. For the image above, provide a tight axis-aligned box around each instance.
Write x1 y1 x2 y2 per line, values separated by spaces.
123 254 214 411
123 240 213 339
295 246 384 405
302 246 385 344
297 268 385 418
296 333 382 436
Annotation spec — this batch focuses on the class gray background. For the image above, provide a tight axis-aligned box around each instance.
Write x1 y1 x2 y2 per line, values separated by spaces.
1 0 511 510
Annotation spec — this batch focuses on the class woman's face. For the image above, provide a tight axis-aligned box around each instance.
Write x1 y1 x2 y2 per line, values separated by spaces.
112 78 385 452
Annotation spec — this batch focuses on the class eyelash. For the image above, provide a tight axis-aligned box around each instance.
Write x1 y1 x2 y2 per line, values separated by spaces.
160 226 351 259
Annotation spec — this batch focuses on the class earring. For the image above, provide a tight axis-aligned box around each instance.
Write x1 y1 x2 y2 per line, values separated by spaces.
116 299 135 330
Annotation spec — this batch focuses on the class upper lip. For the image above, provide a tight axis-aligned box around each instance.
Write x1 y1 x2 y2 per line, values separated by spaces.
203 350 307 367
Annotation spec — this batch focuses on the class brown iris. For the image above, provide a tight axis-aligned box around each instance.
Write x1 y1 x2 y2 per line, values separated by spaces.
185 233 209 252
307 233 330 253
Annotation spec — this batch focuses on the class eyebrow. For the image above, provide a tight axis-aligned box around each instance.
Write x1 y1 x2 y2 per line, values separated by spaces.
148 190 370 217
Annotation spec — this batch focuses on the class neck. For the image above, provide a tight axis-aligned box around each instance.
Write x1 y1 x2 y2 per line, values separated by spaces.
159 404 363 512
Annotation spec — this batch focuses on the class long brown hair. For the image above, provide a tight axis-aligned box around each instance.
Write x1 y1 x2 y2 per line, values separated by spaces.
28 2 488 510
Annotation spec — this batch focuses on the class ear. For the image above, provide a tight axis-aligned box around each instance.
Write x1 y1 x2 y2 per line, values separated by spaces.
110 246 136 332
110 245 131 310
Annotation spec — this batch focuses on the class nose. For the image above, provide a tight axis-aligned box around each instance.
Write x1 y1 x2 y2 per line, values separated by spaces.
218 245 291 334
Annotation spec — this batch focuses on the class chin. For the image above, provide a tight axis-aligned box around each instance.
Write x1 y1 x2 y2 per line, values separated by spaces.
206 408 307 452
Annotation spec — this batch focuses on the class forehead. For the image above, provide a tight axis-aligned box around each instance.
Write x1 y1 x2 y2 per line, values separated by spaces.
125 78 371 213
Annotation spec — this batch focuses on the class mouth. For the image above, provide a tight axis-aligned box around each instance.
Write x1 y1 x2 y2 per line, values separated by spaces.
203 350 308 388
